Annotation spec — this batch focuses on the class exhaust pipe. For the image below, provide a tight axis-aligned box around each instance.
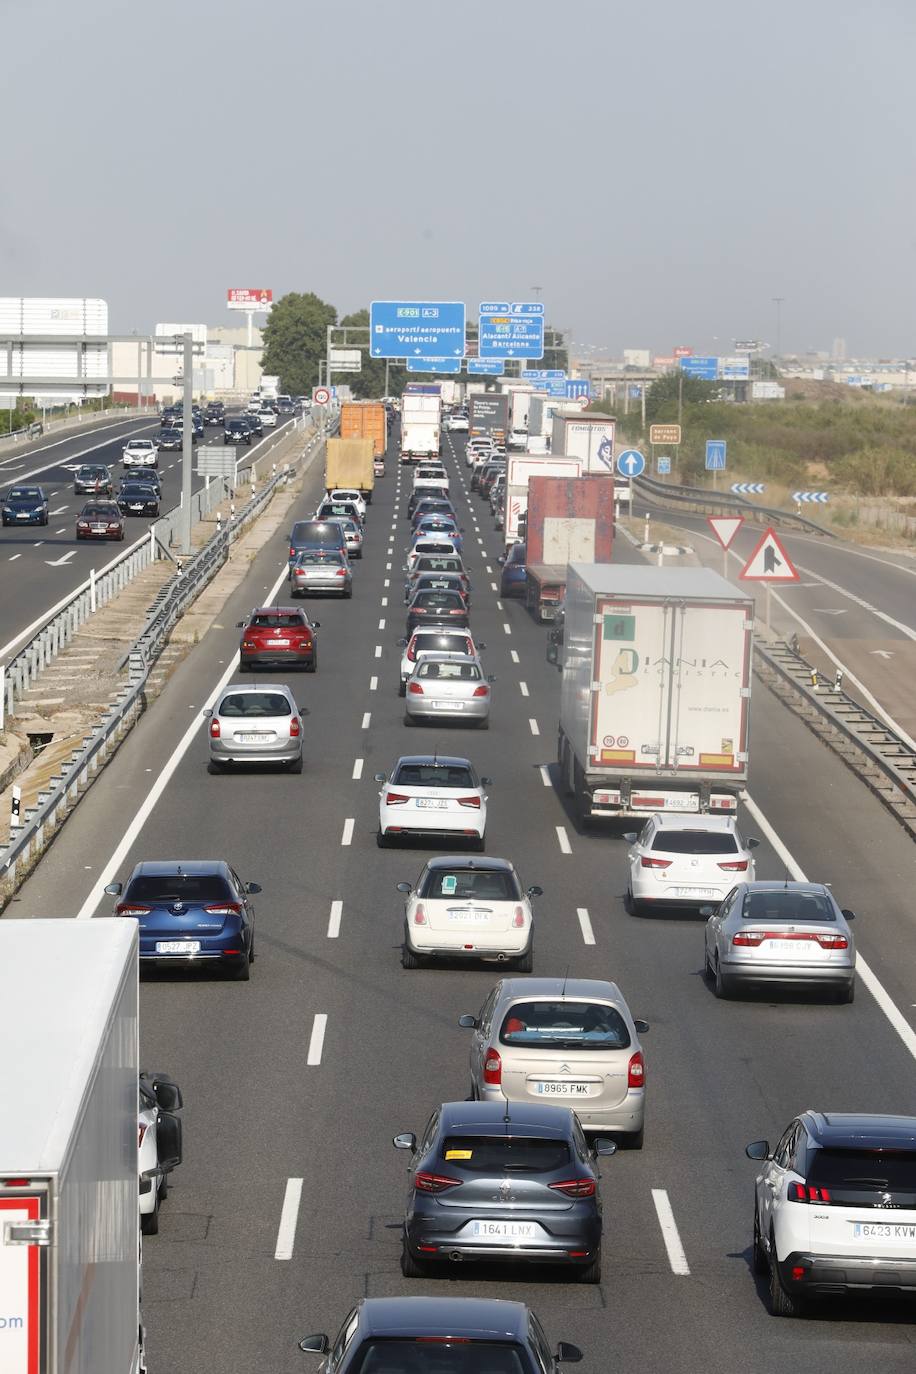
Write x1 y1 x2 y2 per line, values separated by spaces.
448 1250 463 1262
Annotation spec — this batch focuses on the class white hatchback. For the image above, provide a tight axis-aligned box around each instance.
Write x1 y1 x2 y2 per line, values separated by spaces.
328 488 367 520
413 465 449 493
376 754 489 849
397 855 539 969
624 814 758 912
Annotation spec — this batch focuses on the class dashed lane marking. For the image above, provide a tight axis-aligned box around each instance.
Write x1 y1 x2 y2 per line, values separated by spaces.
555 825 571 853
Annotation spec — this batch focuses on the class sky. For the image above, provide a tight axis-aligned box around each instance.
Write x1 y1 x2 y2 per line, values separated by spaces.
3 0 914 358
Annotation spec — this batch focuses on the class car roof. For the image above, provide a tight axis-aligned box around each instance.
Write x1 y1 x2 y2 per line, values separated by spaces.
129 859 231 877
803 1112 916 1148
499 976 624 1001
651 814 738 831
437 1100 574 1138
359 1296 529 1340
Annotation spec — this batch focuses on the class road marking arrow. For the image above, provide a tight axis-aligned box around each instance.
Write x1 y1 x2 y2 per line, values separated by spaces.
45 551 76 566
814 608 847 615
869 650 894 659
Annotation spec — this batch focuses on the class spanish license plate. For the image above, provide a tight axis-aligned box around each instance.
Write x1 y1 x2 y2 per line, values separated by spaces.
853 1222 916 1240
155 940 201 954
415 798 447 809
238 733 270 743
447 910 491 922
535 1081 590 1096
92 525 106 533
768 940 815 954
433 700 463 710
471 1221 536 1240
266 639 288 647
674 887 718 899
130 504 144 511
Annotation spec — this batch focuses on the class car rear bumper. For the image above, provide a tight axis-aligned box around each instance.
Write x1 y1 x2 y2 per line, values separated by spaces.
210 741 301 765
239 651 314 669
407 931 530 960
291 579 349 595
406 1221 599 1262
721 959 855 986
477 1086 644 1133
404 698 488 722
779 1250 916 1293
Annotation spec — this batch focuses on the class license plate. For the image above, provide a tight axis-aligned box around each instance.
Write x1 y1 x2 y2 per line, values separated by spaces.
853 1222 916 1240
447 910 491 922
238 732 271 743
92 525 106 532
673 887 718 899
663 796 695 811
266 639 288 647
535 1081 590 1096
471 1221 536 1240
768 940 815 954
415 798 447 809
16 513 28 519
433 700 463 710
129 504 144 511
155 940 201 954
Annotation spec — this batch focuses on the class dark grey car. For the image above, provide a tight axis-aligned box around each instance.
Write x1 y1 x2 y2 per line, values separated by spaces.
393 1100 614 1281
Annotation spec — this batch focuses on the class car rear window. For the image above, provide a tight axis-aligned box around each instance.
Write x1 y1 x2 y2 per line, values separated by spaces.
499 1001 631 1050
742 891 835 922
295 551 344 566
352 1342 527 1374
250 613 303 628
420 868 521 901
417 558 462 573
807 1149 916 1196
416 660 480 681
291 521 344 547
125 874 233 903
440 1136 570 1172
414 591 463 608
395 763 475 789
508 544 527 564
653 830 738 854
413 634 472 655
218 692 292 717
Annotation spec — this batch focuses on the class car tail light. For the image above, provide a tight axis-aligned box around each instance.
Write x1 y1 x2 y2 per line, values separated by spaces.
472 685 489 697
298 638 312 649
457 796 480 808
290 717 301 737
788 1182 832 1203
209 719 220 738
734 930 848 950
413 904 427 926
627 1051 645 1088
385 791 409 806
408 682 424 694
336 568 347 577
641 856 672 869
117 903 152 916
241 640 256 650
138 1123 148 1148
483 1049 502 1085
289 546 296 558
407 644 417 661
204 902 242 915
717 859 749 871
550 1177 597 1198
815 932 849 949
512 907 526 928
414 1171 462 1194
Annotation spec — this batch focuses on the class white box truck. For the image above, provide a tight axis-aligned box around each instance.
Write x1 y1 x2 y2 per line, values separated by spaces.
558 565 753 821
0 919 147 1374
551 413 617 473
400 392 441 462
504 454 582 548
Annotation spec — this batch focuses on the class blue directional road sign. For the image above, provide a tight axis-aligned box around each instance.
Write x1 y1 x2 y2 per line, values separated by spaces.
565 379 592 399
705 440 727 471
522 368 564 380
657 456 672 475
370 301 466 358
467 359 505 375
406 357 462 374
616 449 646 478
680 356 718 381
479 302 545 359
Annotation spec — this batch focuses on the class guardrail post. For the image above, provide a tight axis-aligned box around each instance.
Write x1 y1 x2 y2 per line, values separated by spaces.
90 567 97 613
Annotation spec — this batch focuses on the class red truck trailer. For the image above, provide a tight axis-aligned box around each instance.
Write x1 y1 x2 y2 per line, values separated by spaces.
525 474 615 622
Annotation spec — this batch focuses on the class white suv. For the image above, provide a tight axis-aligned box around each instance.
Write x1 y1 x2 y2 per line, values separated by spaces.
747 1112 916 1316
624 814 758 912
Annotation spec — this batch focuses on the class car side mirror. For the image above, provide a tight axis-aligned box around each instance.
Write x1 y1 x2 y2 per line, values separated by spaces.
527 885 543 898
634 1019 650 1034
392 1132 416 1152
458 1014 478 1029
497 555 505 564
236 620 245 628
374 773 387 784
201 708 212 719
745 1140 770 1161
246 882 262 895
622 832 637 844
397 638 408 647
699 905 715 918
481 776 492 786
298 1334 330 1355
747 837 760 849
841 908 856 920
594 1138 617 1157
477 642 487 650
555 1343 583 1365
396 882 412 894
105 881 123 896
150 1077 183 1111
487 675 497 683
311 621 320 629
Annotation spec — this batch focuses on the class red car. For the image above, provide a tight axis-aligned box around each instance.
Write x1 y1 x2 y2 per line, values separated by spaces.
76 501 125 540
237 606 319 672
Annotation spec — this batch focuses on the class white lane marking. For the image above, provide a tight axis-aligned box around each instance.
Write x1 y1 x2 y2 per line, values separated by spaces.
477 537 484 545
386 561 391 570
369 675 378 691
383 578 390 587
539 764 551 787
577 907 596 945
374 645 382 658
274 1177 304 1260
49 506 68 515
652 1189 690 1275
32 541 43 547
341 818 355 846
361 712 371 729
528 717 540 735
510 650 519 663
307 1014 328 1065
387 546 393 554
555 825 571 853
503 623 511 635
0 415 156 482
496 600 504 611
8 553 20 561
486 564 492 574
491 581 498 591
378 617 386 629
519 681 529 697
381 597 388 607
55 527 66 534
352 758 364 780
327 901 342 939
742 792 916 1063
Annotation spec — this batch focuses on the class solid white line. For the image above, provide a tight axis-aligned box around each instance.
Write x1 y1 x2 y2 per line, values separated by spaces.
652 1189 690 1275
378 617 386 629
361 712 371 729
577 907 596 945
307 1014 327 1065
539 764 551 787
274 1177 304 1260
369 675 378 691
327 900 342 939
529 718 540 736
341 818 355 846
510 650 519 663
519 681 529 697
374 645 382 658
741 792 916 1062
556 825 571 854
352 758 364 780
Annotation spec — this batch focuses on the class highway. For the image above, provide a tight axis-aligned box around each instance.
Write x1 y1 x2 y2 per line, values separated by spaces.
0 411 296 659
11 427 916 1374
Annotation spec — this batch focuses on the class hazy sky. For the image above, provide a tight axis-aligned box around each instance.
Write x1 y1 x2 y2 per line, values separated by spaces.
3 0 913 357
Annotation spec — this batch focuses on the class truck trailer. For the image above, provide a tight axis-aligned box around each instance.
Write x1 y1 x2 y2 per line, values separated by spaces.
504 454 582 549
524 474 615 623
468 393 510 446
400 392 441 462
558 565 753 821
325 436 376 500
339 401 388 458
551 412 617 473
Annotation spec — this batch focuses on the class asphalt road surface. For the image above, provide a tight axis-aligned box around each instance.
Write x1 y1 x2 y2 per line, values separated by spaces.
11 429 916 1374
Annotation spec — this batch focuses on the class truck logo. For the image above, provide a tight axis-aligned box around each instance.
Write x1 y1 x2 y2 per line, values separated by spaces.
596 437 614 470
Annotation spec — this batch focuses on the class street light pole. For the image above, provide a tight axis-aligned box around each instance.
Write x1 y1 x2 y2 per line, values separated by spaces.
179 332 194 554
772 297 785 358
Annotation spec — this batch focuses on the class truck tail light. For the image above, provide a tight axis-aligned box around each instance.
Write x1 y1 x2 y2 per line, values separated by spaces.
627 1051 645 1088
641 856 671 869
483 1049 502 1085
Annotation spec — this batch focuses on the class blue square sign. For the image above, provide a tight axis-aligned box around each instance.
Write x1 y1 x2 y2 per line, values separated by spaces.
370 301 466 358
705 440 727 470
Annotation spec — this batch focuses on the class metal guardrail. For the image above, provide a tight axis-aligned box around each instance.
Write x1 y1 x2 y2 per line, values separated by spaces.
633 471 836 538
0 424 327 894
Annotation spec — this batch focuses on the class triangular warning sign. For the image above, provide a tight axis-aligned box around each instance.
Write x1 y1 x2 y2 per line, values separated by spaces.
739 526 799 582
707 515 743 549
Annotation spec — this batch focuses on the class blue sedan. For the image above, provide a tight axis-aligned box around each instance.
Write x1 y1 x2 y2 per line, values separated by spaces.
2 485 49 526
500 542 528 597
105 859 260 980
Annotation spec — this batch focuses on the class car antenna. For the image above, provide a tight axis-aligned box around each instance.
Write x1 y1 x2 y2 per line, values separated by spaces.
561 963 569 998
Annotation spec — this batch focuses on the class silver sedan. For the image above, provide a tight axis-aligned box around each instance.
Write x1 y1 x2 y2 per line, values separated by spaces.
404 653 494 729
204 684 303 773
703 881 856 1001
289 550 353 598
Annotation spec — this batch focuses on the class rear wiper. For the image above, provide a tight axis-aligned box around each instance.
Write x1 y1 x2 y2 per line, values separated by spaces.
841 1176 890 1187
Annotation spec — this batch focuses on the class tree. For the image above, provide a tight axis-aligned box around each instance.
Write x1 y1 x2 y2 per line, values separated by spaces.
644 370 717 424
260 292 337 396
337 309 409 399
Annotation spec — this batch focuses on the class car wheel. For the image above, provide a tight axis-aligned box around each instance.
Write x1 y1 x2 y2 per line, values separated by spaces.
287 755 303 774
837 980 855 1004
403 713 415 726
476 717 489 730
515 945 533 973
402 937 421 970
376 829 390 848
752 1207 768 1276
471 834 485 853
577 1253 602 1284
344 586 353 599
400 1239 428 1278
207 759 225 775
306 654 317 673
625 887 643 916
769 1248 803 1317
231 953 251 981
140 1195 159 1236
398 681 406 697
621 1125 645 1150
714 957 732 1000
703 942 715 981
248 935 255 963
158 1172 168 1202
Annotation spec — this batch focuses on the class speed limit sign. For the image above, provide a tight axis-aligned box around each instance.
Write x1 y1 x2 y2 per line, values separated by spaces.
312 386 331 405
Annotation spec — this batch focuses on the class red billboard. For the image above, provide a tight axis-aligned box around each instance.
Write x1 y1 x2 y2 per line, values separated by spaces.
227 288 273 310
673 345 693 358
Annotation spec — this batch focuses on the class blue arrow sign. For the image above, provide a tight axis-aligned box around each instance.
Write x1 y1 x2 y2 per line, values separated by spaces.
616 448 646 478
467 359 505 375
406 357 462 373
657 456 672 475
370 300 466 357
565 379 592 399
479 302 545 359
705 440 727 471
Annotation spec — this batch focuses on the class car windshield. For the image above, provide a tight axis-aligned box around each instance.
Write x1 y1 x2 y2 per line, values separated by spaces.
653 830 738 854
807 1148 916 1193
296 551 344 566
80 467 105 477
9 488 41 500
228 421 245 429
500 1001 631 1050
440 1136 570 1172
125 873 233 903
395 763 475 789
83 504 116 517
131 441 153 449
416 660 480 681
121 487 148 497
742 890 835 922
218 692 292 717
414 592 463 608
351 1342 529 1374
250 613 303 628
421 868 521 901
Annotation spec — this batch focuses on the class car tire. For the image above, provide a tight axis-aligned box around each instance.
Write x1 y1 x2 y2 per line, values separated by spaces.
752 1207 768 1276
476 717 489 730
577 1254 602 1284
344 587 353 599
703 943 715 981
625 887 643 916
207 759 225 775
400 1240 428 1278
398 681 406 697
515 945 533 973
837 980 855 1004
769 1249 803 1317
714 957 732 1000
621 1126 644 1150
140 1196 159 1236
402 938 421 970
403 713 415 726
376 829 390 848
288 755 303 774
231 953 251 982
306 654 317 673
158 1172 168 1202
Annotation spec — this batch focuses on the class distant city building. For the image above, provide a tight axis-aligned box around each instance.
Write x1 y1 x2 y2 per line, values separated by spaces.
832 337 847 361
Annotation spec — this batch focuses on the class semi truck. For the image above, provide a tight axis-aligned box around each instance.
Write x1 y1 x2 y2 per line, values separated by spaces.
526 395 572 442
325 437 375 501
558 565 753 822
339 401 387 458
0 918 155 1374
551 412 617 473
259 374 280 401
504 454 582 549
524 474 615 623
400 392 441 462
468 392 509 446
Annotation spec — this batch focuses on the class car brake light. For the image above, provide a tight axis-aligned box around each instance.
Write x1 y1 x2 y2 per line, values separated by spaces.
512 907 525 928
117 903 152 916
717 859 749 871
407 644 417 660
290 717 301 737
210 719 220 738
788 1182 832 1203
627 1051 645 1088
413 904 427 926
241 640 256 649
733 930 848 949
298 638 311 649
815 932 849 949
408 682 424 694
457 796 480 808
204 902 242 915
483 1049 502 1085
550 1177 596 1198
336 568 347 576
385 791 409 805
641 856 672 869
138 1123 148 1148
289 546 296 558
472 684 489 697
414 1171 462 1194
